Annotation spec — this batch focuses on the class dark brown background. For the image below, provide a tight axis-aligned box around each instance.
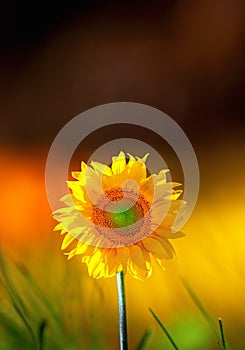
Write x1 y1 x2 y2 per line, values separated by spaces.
0 0 244 152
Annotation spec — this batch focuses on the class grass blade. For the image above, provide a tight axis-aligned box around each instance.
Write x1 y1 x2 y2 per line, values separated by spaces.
38 319 47 350
181 278 218 336
0 252 29 316
0 251 37 347
218 318 226 349
0 310 31 346
15 262 61 326
135 327 153 350
182 279 231 349
149 308 179 350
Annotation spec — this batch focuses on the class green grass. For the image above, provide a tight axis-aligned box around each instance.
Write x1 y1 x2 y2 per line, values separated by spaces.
0 251 234 350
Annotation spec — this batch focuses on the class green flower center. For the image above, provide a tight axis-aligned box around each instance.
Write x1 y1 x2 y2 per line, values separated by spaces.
92 187 151 245
110 205 139 228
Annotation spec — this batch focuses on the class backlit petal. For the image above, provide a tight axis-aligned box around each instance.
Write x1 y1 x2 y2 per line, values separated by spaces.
112 151 126 174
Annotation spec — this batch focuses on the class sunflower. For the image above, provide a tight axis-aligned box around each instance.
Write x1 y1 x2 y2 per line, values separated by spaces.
53 151 184 280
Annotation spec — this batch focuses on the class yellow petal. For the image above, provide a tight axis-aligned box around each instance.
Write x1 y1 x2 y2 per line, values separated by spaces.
102 170 128 191
136 153 149 164
93 262 107 279
126 153 136 168
67 181 86 202
154 258 166 270
128 162 146 183
88 250 103 277
139 176 154 203
91 161 112 176
71 171 82 180
66 242 88 260
129 245 147 270
106 254 122 277
153 182 182 202
152 169 169 185
168 231 185 239
157 238 175 259
128 260 150 280
61 233 75 250
54 223 62 231
52 206 76 216
112 151 126 174
150 201 172 224
154 227 185 240
83 166 104 196
117 247 130 271
81 246 96 263
71 161 87 184
143 237 171 259
164 190 183 200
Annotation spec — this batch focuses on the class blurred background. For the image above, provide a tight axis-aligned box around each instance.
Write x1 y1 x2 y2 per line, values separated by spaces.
0 0 245 349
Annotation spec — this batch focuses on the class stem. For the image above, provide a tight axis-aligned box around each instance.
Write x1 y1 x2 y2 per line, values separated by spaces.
116 271 128 350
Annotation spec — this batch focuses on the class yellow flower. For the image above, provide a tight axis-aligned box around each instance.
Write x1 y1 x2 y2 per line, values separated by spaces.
53 152 184 280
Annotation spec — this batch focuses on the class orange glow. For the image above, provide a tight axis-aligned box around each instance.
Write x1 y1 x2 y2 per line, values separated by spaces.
0 149 51 247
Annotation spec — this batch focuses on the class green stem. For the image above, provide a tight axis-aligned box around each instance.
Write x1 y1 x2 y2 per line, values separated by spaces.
116 271 128 350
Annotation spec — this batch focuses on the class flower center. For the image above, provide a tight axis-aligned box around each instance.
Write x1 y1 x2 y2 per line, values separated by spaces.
91 187 151 246
110 205 139 228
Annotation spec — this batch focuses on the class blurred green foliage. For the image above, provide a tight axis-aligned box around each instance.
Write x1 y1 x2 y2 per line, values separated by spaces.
0 252 234 350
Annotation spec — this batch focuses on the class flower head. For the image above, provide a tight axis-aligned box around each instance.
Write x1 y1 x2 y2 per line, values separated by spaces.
53 152 184 280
